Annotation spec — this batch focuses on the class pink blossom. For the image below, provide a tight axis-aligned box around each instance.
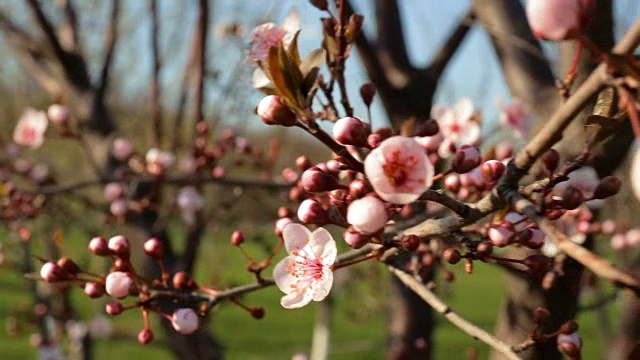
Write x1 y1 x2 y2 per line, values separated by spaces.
555 166 602 208
257 95 297 126
347 196 388 234
176 187 204 225
247 9 299 64
110 199 128 217
364 136 434 204
40 262 63 282
105 271 133 299
171 308 199 335
104 183 125 202
497 98 535 138
432 98 480 147
610 233 627 251
527 0 590 41
112 138 134 161
13 108 48 148
47 104 70 125
333 116 369 146
488 222 515 247
631 146 640 201
273 223 336 309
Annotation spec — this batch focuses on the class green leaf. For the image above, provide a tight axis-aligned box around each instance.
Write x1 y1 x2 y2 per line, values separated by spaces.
300 48 326 78
277 42 305 109
267 46 296 105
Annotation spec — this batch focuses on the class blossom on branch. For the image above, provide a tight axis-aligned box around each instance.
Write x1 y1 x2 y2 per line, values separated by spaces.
431 98 480 149
364 136 434 204
526 0 593 41
273 223 336 309
13 108 48 149
497 97 535 138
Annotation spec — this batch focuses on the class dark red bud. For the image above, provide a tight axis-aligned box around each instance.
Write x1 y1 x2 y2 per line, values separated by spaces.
542 149 559 172
143 237 163 260
295 156 313 171
593 176 621 199
476 241 493 257
414 119 439 137
138 328 154 344
562 186 584 210
443 248 462 264
560 320 579 335
84 282 106 298
88 236 110 256
533 307 551 325
173 271 198 290
401 235 420 252
231 231 245 246
309 0 328 11
57 256 81 275
250 306 265 319
300 167 340 193
359 82 376 107
106 301 124 316
348 179 369 199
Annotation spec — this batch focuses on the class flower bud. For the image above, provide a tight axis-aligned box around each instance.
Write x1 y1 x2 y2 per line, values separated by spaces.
481 160 506 184
105 301 124 316
256 95 297 126
47 104 70 125
300 167 339 193
343 227 371 249
231 231 245 246
527 0 591 41
297 198 329 224
414 119 439 137
104 183 125 202
250 306 265 319
84 282 106 298
541 149 559 172
562 186 584 210
560 320 579 335
105 271 133 299
295 155 313 171
348 179 369 199
523 228 545 249
523 254 552 278
108 235 130 259
173 271 198 290
452 146 482 174
171 308 199 335
359 82 376 107
345 14 364 42
111 138 134 161
533 307 551 325
443 248 462 264
333 117 369 147
143 237 163 260
488 222 515 247
275 217 293 237
57 256 81 275
593 176 621 199
89 236 110 256
40 261 65 282
557 332 582 357
138 328 154 344
401 235 420 252
347 196 388 234
476 241 493 257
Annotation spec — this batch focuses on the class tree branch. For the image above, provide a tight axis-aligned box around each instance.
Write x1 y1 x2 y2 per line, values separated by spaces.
427 8 475 82
388 265 523 360
96 0 120 102
149 0 162 147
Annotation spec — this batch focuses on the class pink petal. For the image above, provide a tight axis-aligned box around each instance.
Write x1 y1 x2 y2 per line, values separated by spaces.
312 269 333 302
309 227 337 265
281 289 313 309
283 223 312 254
273 256 296 294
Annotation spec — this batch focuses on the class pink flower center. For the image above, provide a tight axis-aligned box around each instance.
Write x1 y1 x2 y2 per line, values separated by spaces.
382 149 424 189
449 121 461 134
286 240 325 292
21 127 37 142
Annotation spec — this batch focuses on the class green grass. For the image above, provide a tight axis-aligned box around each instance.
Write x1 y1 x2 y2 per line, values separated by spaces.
0 230 619 359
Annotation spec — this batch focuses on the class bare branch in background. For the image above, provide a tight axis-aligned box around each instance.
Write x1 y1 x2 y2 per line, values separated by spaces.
96 0 120 103
149 0 162 147
58 0 79 52
427 9 475 82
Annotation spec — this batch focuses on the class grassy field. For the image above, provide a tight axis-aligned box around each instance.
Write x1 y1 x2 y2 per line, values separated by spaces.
0 229 617 359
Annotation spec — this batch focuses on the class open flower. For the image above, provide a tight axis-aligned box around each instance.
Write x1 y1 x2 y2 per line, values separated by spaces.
432 98 480 148
497 97 535 139
13 108 48 148
273 223 336 309
364 136 434 204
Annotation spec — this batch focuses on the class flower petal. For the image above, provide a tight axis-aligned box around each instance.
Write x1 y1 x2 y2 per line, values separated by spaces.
283 223 312 254
312 268 333 302
309 227 337 265
273 256 296 294
281 289 313 309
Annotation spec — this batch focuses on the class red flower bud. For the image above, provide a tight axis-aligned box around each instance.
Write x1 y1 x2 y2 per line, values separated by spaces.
443 248 462 264
300 167 340 193
541 149 559 172
143 237 163 260
256 95 297 126
593 176 621 199
231 231 245 246
359 82 376 107
138 328 154 344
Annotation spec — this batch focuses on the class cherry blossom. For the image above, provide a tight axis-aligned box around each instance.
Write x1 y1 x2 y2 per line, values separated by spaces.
47 104 70 125
364 136 434 204
497 98 535 138
171 308 200 335
13 108 48 149
555 166 602 208
273 223 336 309
431 98 480 148
346 196 388 234
105 271 133 299
176 186 204 225
526 0 592 41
